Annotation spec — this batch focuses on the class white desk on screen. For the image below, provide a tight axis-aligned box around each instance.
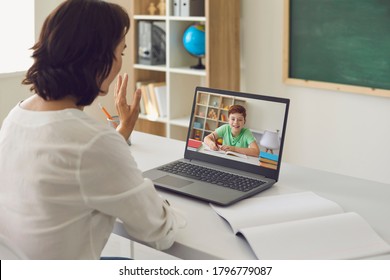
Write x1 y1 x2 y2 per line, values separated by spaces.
114 131 390 260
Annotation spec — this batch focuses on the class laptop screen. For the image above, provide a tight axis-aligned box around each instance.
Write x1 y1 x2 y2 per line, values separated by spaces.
184 87 289 181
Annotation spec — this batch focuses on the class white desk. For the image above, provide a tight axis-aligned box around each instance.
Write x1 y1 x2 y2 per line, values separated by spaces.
115 131 390 260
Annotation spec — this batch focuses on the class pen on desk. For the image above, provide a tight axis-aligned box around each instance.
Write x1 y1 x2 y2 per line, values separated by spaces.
98 103 113 120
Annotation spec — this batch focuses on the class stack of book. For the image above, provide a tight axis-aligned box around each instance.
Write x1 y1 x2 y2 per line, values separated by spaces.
259 151 278 170
172 0 205 17
136 81 167 119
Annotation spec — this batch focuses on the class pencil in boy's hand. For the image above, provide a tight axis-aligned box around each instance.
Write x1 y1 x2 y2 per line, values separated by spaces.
211 133 220 149
98 103 113 120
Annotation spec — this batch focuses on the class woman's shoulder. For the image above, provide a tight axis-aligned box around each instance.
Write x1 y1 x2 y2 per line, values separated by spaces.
52 109 124 147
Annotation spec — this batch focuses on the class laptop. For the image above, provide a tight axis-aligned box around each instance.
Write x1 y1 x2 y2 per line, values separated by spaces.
143 87 290 206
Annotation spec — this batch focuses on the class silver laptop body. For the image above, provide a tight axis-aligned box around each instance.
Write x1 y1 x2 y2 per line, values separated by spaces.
143 87 290 206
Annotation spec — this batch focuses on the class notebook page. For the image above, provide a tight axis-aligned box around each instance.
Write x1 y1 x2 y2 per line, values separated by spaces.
210 191 344 234
239 212 390 260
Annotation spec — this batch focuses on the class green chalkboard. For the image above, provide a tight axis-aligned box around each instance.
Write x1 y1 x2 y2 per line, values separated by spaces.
288 0 390 93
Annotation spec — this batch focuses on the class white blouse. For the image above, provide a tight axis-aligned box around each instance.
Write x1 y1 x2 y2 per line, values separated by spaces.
0 104 184 259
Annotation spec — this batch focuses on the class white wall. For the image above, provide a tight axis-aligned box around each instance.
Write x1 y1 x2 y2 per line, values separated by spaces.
0 0 120 124
0 73 30 122
0 0 63 122
241 0 390 184
1 0 389 184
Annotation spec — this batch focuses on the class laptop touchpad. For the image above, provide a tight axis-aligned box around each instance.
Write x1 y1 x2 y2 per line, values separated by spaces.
155 175 193 188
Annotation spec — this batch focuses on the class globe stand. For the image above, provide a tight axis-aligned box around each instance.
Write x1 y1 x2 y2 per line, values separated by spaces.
190 57 205 70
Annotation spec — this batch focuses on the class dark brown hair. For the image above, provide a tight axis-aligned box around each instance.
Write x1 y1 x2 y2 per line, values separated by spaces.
22 0 130 106
228 104 247 121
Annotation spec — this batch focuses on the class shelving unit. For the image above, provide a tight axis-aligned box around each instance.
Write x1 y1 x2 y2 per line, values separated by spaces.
190 92 246 141
128 0 240 141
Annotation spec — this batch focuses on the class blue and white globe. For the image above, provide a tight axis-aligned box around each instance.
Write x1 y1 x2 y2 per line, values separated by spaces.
182 23 205 69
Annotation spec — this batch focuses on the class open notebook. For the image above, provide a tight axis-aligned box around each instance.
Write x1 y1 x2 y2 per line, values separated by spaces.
143 87 290 205
211 192 390 259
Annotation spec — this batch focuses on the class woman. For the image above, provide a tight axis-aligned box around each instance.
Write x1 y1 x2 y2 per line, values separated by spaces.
0 0 183 259
204 105 260 157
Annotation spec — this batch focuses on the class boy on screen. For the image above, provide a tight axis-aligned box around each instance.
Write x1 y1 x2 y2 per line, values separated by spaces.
204 105 260 157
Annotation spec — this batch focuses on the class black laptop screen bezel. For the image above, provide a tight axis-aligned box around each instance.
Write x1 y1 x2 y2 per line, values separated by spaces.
183 87 290 182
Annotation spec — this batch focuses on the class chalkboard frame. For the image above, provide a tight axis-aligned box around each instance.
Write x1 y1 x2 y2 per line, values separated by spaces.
283 0 390 98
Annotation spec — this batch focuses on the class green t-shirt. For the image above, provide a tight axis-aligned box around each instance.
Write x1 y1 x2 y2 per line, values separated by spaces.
215 124 256 148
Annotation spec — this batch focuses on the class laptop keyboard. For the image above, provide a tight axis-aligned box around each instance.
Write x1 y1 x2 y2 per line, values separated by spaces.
158 161 266 192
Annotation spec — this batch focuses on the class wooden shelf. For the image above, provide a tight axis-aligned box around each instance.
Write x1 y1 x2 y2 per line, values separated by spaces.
133 15 166 20
138 114 168 123
133 64 167 72
169 67 206 76
170 116 191 128
128 0 240 140
190 91 246 141
168 16 206 22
